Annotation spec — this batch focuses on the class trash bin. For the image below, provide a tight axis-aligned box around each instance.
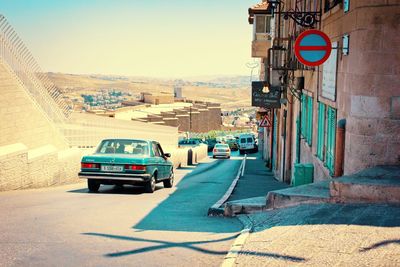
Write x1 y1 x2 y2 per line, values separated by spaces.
292 163 314 186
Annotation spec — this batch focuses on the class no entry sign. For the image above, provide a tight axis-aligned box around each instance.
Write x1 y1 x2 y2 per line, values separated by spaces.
294 29 332 67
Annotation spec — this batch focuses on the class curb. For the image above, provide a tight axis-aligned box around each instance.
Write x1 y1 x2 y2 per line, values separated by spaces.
208 155 247 216
221 215 253 267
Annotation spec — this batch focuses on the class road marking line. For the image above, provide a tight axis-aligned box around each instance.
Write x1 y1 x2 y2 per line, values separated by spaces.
221 216 253 267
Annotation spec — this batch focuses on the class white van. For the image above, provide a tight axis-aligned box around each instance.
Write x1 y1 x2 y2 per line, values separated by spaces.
238 133 258 154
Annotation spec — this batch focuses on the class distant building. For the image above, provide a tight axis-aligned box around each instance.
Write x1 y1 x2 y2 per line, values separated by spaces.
141 92 174 105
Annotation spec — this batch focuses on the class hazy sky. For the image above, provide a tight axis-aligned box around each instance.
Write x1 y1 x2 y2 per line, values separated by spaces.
1 0 258 78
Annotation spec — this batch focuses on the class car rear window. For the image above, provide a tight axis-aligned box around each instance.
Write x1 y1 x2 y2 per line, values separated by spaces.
240 138 246 143
96 139 149 155
215 144 229 148
247 137 253 143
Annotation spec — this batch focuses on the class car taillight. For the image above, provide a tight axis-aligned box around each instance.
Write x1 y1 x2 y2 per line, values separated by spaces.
81 163 99 169
125 165 146 171
213 149 217 152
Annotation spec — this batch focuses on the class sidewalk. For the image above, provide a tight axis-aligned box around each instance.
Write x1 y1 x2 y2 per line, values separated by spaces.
224 154 289 216
235 203 400 266
222 155 400 266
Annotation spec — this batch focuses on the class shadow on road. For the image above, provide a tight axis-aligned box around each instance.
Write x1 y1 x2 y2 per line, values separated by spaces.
82 232 239 257
359 239 400 252
132 158 243 233
68 185 164 194
82 232 307 262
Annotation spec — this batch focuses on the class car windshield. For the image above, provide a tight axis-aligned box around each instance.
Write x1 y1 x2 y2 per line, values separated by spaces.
96 139 149 155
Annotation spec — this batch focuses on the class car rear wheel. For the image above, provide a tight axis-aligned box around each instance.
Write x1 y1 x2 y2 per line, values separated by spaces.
88 179 100 193
145 174 156 193
212 155 216 159
163 169 174 188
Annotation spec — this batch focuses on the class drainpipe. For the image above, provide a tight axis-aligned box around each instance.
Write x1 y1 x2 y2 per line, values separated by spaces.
270 109 275 170
297 98 302 164
334 119 346 177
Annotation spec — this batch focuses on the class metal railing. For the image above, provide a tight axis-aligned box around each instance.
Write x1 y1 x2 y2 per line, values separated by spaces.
0 15 70 123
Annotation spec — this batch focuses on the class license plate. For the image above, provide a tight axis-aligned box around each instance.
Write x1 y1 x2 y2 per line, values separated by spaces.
101 165 123 172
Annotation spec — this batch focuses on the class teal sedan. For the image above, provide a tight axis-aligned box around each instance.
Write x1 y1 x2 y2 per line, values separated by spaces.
79 139 174 193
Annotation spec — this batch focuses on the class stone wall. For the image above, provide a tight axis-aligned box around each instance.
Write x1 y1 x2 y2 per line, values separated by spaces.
0 142 208 192
0 143 83 191
0 62 67 150
176 114 190 132
297 0 400 178
143 93 174 105
321 1 400 174
208 106 222 131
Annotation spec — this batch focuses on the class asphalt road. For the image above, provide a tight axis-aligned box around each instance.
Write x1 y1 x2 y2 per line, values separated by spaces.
0 153 243 267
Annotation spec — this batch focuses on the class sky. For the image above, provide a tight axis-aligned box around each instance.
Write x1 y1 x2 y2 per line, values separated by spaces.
1 0 258 78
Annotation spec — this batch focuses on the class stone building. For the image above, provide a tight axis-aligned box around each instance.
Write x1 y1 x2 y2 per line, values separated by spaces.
141 92 175 105
248 0 400 183
114 100 222 133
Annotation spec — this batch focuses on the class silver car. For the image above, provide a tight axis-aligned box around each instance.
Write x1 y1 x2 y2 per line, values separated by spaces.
212 144 231 159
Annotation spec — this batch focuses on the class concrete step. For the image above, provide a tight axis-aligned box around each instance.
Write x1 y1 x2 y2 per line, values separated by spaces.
221 165 400 217
224 196 267 217
266 181 332 209
330 166 400 204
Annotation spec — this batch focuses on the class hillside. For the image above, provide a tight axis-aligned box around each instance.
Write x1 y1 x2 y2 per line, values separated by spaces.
46 73 251 109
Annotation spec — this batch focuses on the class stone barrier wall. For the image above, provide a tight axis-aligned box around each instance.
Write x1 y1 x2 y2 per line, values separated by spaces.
0 143 208 192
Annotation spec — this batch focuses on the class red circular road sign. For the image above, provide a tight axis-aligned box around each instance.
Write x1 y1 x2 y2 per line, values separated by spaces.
294 29 332 67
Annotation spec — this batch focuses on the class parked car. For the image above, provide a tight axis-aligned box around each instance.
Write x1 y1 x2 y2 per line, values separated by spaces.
206 138 218 152
79 139 174 193
212 143 231 159
178 139 200 147
238 133 258 154
226 139 239 151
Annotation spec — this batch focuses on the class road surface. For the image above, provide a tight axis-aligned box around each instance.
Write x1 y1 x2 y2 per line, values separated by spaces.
0 153 243 267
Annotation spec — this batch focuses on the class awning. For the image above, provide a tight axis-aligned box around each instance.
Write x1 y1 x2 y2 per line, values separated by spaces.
248 1 272 24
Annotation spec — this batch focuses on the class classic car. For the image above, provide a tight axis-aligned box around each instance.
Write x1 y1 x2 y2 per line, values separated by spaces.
79 139 174 193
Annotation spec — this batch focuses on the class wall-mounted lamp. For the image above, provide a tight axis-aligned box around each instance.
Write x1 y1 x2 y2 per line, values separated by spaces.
263 84 270 93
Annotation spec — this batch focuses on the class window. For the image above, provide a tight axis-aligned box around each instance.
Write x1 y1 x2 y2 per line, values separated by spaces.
301 94 313 146
316 102 326 160
344 0 350 13
324 0 342 12
325 106 337 174
342 35 349 55
255 15 271 34
96 139 149 155
316 103 337 175
152 143 161 157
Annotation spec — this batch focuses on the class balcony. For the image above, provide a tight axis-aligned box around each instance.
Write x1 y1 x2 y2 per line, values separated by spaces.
248 2 273 58
252 33 272 58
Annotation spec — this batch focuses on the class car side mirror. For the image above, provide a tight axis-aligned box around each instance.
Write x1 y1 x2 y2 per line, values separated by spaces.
164 153 171 158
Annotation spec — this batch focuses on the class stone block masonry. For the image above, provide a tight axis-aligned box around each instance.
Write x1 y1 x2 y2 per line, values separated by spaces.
0 143 83 191
0 62 67 150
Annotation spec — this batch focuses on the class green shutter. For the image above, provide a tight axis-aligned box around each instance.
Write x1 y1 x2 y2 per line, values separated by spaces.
301 94 306 137
307 96 313 145
317 103 325 160
325 107 337 175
